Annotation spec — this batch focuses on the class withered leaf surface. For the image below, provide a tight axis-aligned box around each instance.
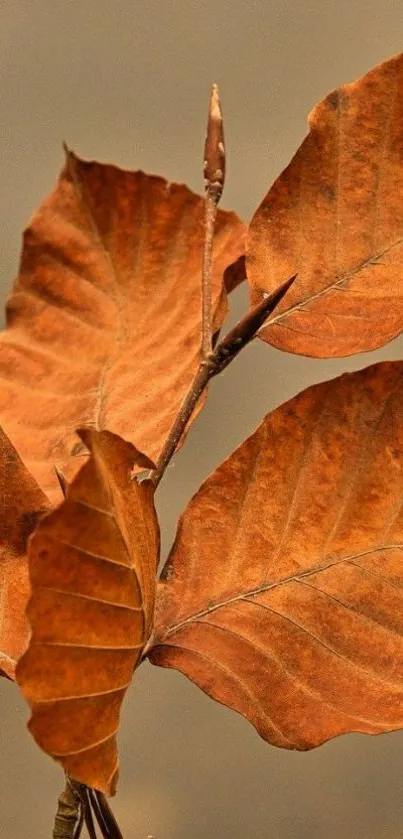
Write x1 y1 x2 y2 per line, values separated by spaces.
150 362 403 749
247 53 403 357
17 430 159 795
0 152 245 503
0 427 48 679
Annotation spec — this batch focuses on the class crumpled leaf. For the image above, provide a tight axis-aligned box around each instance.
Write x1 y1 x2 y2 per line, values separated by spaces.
150 361 403 750
247 52 403 357
17 430 160 795
0 426 49 679
0 152 245 503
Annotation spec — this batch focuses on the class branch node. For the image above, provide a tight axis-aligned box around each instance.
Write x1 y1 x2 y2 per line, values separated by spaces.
211 274 297 375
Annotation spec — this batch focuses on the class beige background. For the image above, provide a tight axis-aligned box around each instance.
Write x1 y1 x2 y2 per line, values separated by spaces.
1 1 403 837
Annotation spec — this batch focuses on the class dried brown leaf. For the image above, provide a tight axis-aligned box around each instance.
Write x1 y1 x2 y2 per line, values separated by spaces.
0 427 49 679
16 430 160 794
150 362 403 749
247 53 403 357
0 152 245 503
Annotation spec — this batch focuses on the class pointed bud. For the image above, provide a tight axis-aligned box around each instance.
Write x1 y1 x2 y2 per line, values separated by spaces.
212 275 297 374
203 84 225 205
54 465 69 499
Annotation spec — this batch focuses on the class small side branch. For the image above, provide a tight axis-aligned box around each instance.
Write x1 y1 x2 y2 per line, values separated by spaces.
153 276 295 486
151 87 295 488
211 276 296 376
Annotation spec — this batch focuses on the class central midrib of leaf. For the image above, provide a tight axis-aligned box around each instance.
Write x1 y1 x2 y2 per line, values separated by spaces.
69 162 126 432
159 542 403 639
263 235 403 329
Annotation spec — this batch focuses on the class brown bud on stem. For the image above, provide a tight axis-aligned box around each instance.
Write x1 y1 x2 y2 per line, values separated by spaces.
203 83 225 205
54 466 69 499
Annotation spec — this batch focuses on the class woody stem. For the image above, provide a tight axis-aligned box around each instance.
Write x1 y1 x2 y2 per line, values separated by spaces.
201 194 218 359
152 276 295 487
52 777 82 839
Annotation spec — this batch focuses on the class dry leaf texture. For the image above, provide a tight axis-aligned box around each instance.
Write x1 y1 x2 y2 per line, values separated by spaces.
247 52 403 357
151 362 403 749
17 430 160 794
0 427 48 679
0 152 245 503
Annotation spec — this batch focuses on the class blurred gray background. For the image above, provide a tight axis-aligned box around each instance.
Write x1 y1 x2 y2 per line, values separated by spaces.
1 1 403 837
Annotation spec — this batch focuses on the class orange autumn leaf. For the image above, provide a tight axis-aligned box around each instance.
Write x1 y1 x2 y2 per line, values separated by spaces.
16 430 159 795
247 52 403 357
0 427 49 680
0 151 245 504
150 361 403 749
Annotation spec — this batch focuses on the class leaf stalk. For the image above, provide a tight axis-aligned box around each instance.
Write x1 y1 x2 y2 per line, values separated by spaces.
52 777 124 839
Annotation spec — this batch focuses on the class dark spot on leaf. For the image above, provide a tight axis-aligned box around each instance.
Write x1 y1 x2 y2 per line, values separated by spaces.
320 184 335 201
326 90 339 111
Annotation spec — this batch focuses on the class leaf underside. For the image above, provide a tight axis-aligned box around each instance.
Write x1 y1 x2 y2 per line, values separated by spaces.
16 430 160 795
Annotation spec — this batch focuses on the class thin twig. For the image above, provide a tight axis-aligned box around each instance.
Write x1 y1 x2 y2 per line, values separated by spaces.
62 780 125 839
88 789 112 837
201 83 225 359
153 276 295 487
153 360 213 487
73 807 84 839
201 194 218 358
82 788 97 839
153 88 294 485
86 789 123 839
52 777 82 839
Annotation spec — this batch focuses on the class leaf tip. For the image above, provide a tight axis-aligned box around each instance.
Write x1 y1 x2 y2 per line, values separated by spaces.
62 141 74 166
76 427 156 473
62 143 81 182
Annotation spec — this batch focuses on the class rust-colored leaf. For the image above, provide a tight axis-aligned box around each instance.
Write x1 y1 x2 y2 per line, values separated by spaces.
0 152 245 503
247 53 403 357
150 362 403 749
16 430 160 795
0 427 49 679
